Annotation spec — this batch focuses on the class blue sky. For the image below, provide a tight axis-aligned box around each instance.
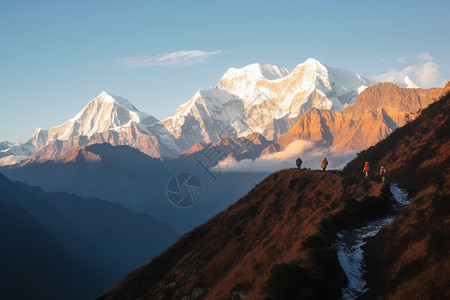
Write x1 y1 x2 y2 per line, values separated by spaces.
1 0 449 142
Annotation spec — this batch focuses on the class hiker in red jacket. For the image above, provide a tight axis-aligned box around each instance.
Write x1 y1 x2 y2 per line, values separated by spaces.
363 161 370 178
380 166 387 182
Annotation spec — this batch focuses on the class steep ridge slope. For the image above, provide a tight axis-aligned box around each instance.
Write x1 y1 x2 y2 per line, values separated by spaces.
0 172 179 299
276 83 443 153
98 169 387 299
343 83 450 298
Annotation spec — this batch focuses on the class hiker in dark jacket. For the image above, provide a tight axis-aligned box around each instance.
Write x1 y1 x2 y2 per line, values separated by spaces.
296 157 303 169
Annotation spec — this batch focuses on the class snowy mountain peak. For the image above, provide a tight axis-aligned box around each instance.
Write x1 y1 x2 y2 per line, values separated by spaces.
387 76 420 89
90 91 140 112
28 92 158 152
70 92 157 125
32 128 44 136
222 63 291 82
303 57 327 69
96 91 115 103
403 76 419 89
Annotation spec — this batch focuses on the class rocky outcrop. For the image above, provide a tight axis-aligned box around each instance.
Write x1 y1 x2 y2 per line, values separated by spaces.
274 83 444 153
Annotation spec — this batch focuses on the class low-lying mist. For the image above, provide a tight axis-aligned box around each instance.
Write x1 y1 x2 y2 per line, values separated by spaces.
214 140 357 173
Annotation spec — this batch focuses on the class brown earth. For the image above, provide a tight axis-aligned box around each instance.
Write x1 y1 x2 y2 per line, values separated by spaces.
98 169 386 300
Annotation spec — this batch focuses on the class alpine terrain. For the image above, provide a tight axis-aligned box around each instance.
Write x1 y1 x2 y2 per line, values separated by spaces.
98 84 450 299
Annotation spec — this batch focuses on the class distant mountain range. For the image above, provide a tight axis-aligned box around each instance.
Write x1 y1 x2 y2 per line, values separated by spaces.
2 58 378 164
2 58 443 167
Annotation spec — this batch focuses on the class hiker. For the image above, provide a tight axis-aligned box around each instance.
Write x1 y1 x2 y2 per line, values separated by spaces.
380 166 387 182
296 157 303 169
363 161 370 178
321 158 328 171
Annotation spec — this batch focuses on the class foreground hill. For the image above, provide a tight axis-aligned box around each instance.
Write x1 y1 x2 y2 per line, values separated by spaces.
98 169 387 299
99 84 449 299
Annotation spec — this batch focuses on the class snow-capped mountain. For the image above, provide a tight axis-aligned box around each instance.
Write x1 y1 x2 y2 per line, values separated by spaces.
21 92 178 161
218 59 373 111
400 76 420 89
161 58 376 147
30 91 158 150
0 141 36 166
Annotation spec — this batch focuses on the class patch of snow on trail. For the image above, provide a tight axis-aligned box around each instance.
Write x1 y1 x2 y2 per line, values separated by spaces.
336 184 409 299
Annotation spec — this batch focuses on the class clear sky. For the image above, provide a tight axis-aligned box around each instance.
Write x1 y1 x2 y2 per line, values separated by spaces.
1 0 449 142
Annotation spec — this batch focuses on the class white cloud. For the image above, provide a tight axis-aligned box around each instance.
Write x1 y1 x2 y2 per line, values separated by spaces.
373 53 443 88
213 140 357 173
417 52 433 61
117 50 222 68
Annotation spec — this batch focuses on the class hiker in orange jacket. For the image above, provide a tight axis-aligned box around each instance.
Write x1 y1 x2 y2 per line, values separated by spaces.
321 158 328 171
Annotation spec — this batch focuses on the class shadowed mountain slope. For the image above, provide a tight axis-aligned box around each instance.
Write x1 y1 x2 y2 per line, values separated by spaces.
0 197 106 300
1 143 268 233
0 172 178 299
